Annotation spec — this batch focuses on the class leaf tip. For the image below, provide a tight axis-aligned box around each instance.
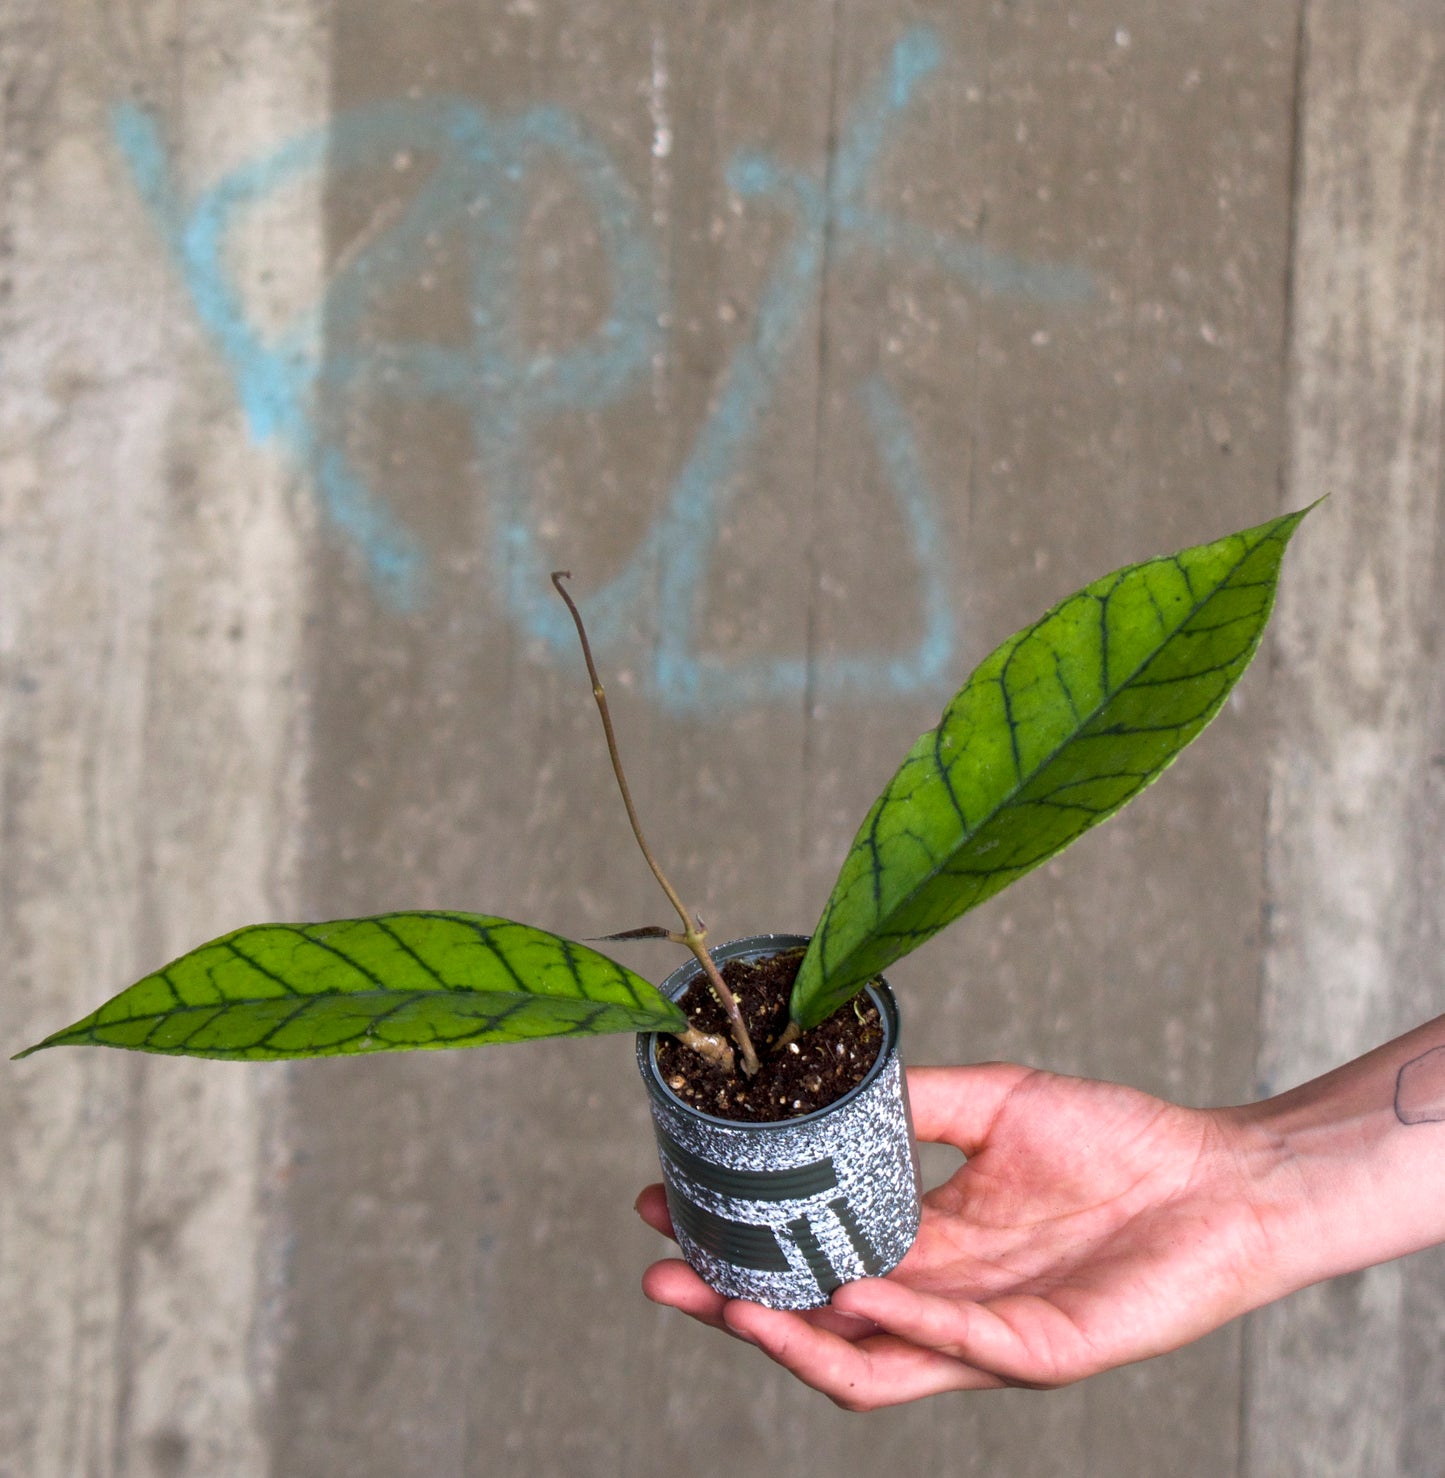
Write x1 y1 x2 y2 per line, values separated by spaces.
1277 498 1324 538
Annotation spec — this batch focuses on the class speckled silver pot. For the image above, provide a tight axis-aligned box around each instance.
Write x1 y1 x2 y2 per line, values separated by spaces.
637 934 921 1311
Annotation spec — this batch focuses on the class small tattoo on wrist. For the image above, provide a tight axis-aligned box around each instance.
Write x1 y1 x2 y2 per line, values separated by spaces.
1395 1045 1445 1125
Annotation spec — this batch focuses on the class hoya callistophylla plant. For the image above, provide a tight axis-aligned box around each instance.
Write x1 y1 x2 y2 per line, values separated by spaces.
14 507 1309 1074
10 571 755 1073
784 503 1313 1032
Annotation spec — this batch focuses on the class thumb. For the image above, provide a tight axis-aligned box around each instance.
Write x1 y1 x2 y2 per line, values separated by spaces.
904 1063 1034 1156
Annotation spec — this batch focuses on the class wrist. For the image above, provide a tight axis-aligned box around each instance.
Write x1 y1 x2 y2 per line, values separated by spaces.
1212 1098 1350 1304
1221 1033 1445 1301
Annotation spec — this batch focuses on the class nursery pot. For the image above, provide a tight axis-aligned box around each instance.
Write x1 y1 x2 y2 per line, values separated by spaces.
637 934 921 1311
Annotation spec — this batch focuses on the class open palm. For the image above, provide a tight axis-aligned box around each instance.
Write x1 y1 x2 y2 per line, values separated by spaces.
637 1063 1277 1408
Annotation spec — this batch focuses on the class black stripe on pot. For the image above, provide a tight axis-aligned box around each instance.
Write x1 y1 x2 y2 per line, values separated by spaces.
828 1196 886 1277
656 1122 838 1203
664 1187 791 1273
785 1213 841 1296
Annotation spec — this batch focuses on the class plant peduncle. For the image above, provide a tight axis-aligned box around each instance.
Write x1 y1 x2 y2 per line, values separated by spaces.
551 572 762 1077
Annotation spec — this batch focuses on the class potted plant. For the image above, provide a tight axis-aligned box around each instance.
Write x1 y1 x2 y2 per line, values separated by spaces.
14 506 1312 1310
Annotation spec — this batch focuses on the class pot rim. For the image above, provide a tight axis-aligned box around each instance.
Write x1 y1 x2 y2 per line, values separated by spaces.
637 931 900 1131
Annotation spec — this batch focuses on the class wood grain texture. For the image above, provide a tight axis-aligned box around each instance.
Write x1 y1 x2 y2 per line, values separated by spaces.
276 2 1305 1475
13 0 1445 1471
1246 4 1445 1475
0 3 314 1474
804 6 1299 1473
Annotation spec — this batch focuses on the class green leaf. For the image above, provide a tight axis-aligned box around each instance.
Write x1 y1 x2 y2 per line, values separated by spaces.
791 506 1313 1029
13 912 687 1061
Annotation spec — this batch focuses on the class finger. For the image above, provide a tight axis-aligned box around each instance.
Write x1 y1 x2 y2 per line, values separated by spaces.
905 1063 1034 1155
723 1302 1006 1410
641 1258 731 1331
831 1280 1089 1387
641 1255 882 1346
634 1183 676 1240
795 1305 884 1341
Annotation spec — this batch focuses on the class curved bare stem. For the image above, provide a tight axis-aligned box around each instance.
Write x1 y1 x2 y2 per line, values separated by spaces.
551 573 762 1077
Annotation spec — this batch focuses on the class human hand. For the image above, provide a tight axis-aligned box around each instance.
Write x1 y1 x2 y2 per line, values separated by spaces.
637 1063 1282 1408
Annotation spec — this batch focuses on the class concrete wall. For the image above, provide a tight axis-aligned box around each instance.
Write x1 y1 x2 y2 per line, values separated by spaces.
3 2 1442 1474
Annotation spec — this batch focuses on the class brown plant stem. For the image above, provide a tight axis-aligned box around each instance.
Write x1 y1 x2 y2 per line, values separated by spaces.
675 1027 735 1075
551 572 762 1077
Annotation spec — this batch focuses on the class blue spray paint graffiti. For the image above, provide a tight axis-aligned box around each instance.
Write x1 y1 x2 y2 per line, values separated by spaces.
114 27 1090 711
